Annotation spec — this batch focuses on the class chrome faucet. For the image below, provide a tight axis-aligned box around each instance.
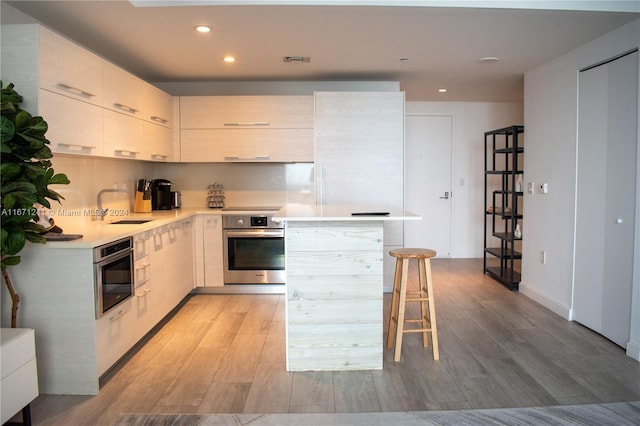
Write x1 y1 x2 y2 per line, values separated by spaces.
97 188 128 221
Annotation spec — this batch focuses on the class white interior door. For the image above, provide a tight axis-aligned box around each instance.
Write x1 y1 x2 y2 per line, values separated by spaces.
574 51 637 347
405 115 452 257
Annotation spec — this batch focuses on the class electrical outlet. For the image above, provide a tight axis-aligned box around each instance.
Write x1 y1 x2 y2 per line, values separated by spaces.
540 250 547 264
538 183 548 194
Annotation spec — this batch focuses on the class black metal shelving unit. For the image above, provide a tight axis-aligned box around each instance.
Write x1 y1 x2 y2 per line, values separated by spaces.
483 125 524 290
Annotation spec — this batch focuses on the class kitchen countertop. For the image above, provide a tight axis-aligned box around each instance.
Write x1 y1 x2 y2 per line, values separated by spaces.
33 208 224 248
273 204 421 222
37 204 420 248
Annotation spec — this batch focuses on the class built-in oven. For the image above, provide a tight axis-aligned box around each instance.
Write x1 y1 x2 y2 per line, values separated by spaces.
223 212 285 285
94 237 134 319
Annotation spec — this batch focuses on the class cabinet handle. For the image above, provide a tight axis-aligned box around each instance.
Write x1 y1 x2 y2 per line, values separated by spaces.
224 122 269 127
57 142 96 151
137 288 152 297
150 116 169 124
108 309 127 321
114 149 140 157
150 154 169 161
224 155 270 161
57 83 95 98
113 103 139 114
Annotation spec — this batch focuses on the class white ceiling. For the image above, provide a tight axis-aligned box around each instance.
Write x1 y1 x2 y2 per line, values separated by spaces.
2 1 638 101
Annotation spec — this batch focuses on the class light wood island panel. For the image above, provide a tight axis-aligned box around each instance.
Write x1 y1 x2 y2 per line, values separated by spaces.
275 204 420 372
286 221 384 370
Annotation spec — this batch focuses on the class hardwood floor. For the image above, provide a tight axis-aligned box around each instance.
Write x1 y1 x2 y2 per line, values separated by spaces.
22 259 640 425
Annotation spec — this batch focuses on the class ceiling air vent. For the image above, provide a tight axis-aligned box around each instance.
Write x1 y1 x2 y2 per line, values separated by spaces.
283 56 311 63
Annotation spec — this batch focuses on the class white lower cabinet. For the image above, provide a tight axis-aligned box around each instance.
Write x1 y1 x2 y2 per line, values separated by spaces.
97 218 194 378
194 215 224 287
2 216 200 394
150 219 194 315
95 298 136 376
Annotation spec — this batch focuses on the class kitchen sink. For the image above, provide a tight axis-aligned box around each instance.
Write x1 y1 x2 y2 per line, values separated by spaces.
109 219 153 225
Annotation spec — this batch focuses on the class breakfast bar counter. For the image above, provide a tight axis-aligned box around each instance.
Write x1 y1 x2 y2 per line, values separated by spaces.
273 205 420 371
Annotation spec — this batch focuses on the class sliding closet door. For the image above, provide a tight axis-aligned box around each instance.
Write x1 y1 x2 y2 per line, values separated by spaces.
574 51 638 347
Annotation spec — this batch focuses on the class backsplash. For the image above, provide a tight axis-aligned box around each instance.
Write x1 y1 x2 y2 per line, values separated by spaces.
152 162 315 208
48 155 315 229
48 155 153 229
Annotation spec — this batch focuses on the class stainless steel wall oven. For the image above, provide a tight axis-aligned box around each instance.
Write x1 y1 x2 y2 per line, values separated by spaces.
223 212 285 284
94 237 134 319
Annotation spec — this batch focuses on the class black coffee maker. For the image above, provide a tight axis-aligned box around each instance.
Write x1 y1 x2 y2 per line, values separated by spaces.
151 179 173 210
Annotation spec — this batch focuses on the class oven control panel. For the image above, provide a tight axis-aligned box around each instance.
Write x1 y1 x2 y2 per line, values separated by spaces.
224 214 283 229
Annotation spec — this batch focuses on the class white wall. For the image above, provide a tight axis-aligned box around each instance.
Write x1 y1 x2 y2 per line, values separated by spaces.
405 102 523 258
523 19 639 359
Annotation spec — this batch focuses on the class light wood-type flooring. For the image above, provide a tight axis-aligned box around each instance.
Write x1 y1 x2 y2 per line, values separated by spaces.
20 259 640 425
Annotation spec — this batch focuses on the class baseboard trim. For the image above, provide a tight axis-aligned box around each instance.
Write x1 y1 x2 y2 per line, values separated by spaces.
519 283 572 320
626 340 640 361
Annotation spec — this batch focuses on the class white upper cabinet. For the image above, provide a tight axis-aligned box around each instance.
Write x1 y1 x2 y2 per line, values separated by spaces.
39 26 104 107
103 61 144 119
38 88 104 156
180 96 314 162
142 122 173 162
103 109 144 159
1 24 175 161
143 84 173 129
181 95 313 129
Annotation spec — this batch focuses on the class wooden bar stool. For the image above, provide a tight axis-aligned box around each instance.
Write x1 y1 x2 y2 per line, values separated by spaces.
386 248 439 361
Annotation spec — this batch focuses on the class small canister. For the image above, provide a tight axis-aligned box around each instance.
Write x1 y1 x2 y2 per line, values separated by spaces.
172 191 181 208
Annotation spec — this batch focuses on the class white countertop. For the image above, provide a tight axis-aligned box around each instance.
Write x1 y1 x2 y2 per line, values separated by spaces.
272 204 421 222
31 208 224 249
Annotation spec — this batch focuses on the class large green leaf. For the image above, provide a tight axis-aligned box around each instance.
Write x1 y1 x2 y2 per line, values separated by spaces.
50 173 70 185
0 115 15 143
1 181 37 195
3 229 26 256
0 162 21 181
1 255 21 268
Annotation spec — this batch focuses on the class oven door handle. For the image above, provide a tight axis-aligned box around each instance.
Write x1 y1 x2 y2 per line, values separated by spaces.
224 230 284 238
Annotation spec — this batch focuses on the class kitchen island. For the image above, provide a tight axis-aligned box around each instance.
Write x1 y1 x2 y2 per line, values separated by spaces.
272 204 420 371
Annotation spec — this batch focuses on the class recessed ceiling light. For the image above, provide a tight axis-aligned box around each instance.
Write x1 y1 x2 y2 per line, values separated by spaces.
438 88 448 93
479 57 499 63
223 56 236 63
195 25 211 33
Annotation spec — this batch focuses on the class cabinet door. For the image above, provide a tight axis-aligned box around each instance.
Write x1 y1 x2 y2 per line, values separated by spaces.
39 89 104 156
203 215 224 287
103 109 144 159
143 83 173 128
180 96 313 129
102 61 144 119
181 128 313 162
39 27 103 107
95 298 136 376
143 121 173 162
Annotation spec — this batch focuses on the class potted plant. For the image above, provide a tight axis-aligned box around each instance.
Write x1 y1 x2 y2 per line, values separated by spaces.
1 81 70 327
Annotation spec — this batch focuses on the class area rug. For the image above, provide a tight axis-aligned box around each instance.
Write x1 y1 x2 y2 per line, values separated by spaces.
112 401 640 425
